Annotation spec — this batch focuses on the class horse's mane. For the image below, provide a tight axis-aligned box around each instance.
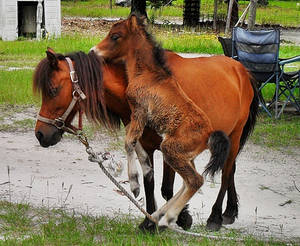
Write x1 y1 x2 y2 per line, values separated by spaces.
33 51 121 130
130 13 172 79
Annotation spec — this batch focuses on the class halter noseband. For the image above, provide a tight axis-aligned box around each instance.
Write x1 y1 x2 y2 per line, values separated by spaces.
37 57 86 134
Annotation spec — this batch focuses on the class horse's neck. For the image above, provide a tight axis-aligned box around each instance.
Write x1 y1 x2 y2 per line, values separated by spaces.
126 42 159 80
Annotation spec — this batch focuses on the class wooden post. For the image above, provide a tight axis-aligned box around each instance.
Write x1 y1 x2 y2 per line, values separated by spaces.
225 0 234 35
248 0 258 30
213 0 218 31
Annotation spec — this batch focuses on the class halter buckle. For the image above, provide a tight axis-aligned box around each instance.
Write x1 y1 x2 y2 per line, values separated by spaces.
54 118 65 129
70 71 78 83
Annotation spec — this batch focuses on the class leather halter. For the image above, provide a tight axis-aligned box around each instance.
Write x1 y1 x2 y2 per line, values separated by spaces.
37 57 86 134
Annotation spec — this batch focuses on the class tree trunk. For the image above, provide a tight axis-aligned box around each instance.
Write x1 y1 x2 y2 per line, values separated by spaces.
183 0 200 27
131 0 148 18
225 0 234 34
213 0 218 31
248 0 258 30
231 0 239 26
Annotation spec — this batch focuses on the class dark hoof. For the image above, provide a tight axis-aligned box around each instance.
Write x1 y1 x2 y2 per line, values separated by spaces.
138 218 157 233
132 187 140 198
176 204 193 230
206 221 221 231
222 215 235 225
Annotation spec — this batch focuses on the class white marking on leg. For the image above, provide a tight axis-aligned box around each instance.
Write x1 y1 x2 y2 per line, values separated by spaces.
126 143 140 198
151 183 185 222
135 141 153 181
158 183 191 228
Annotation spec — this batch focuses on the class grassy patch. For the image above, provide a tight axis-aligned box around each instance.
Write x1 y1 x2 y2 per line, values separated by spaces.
0 201 293 245
157 31 222 54
0 70 39 105
251 114 300 148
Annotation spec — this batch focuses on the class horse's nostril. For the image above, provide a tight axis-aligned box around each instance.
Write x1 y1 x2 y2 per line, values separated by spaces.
36 131 43 142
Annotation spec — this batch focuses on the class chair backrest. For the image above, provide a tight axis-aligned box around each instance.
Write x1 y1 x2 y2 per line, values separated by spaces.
232 27 280 83
218 37 235 57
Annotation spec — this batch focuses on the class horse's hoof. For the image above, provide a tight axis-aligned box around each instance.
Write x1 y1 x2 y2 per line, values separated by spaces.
176 204 193 230
222 215 235 225
206 221 221 231
138 218 157 233
132 187 140 198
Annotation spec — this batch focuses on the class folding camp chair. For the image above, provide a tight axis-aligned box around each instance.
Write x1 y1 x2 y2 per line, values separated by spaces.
231 27 300 118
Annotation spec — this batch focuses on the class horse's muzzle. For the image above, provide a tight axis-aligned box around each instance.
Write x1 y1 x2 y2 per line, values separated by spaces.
35 127 63 147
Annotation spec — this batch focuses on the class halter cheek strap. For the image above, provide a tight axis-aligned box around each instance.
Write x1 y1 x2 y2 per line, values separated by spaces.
37 57 86 134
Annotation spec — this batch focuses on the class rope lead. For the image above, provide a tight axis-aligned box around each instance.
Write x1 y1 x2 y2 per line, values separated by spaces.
75 132 253 242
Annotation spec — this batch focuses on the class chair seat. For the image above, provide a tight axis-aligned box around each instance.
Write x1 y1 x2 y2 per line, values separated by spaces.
282 71 299 80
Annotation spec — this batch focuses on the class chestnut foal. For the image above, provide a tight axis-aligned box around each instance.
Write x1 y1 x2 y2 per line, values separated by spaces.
91 14 256 230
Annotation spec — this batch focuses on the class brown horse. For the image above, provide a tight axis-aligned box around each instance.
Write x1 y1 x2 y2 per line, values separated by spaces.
34 23 259 231
33 48 192 231
90 14 259 230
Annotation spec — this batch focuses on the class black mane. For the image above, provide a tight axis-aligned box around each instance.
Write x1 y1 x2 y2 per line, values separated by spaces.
130 13 172 78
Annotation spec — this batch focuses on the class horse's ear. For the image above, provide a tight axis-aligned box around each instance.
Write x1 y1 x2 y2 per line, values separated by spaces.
46 49 58 69
47 47 56 54
128 14 139 32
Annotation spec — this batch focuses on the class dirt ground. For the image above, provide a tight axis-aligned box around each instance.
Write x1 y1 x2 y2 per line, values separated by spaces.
0 105 300 243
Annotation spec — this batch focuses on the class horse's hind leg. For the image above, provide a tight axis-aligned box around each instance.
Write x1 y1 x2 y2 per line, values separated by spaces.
161 160 193 230
157 157 203 228
222 161 238 225
206 131 241 231
151 136 205 228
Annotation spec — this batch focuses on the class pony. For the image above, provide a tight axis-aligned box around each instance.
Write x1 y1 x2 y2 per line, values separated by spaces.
90 13 259 231
34 48 192 231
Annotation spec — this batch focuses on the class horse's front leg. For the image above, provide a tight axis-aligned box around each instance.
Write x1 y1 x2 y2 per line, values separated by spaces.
125 115 146 198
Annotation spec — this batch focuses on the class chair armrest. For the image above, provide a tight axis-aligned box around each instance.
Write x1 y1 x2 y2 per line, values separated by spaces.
279 55 300 65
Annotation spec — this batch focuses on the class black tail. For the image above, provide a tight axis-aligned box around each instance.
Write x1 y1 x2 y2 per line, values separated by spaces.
203 131 230 178
238 76 260 153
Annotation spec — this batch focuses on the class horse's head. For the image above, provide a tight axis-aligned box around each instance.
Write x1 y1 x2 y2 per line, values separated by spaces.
34 48 79 147
91 14 147 62
34 48 119 148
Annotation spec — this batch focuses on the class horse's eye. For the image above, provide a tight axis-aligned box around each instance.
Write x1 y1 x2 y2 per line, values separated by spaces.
111 33 120 41
50 87 60 97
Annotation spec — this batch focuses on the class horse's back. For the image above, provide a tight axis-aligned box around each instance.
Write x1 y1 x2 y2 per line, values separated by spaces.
166 53 254 134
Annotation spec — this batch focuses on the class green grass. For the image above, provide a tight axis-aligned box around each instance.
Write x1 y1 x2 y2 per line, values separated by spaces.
251 114 300 148
0 201 293 246
0 70 38 105
0 35 100 57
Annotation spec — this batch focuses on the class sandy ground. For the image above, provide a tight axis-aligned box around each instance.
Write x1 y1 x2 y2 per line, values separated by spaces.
0 109 300 242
